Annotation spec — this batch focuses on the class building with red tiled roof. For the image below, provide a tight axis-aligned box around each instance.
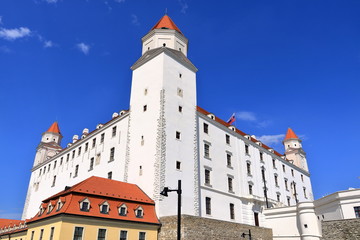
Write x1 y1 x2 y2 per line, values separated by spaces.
22 14 313 229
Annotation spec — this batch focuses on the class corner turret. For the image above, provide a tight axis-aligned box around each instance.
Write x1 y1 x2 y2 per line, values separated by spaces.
283 128 308 172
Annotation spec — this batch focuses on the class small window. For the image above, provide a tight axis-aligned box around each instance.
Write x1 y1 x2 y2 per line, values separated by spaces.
228 177 233 192
277 193 281 202
89 158 94 171
246 162 251 175
48 164 51 172
282 164 286 172
49 227 55 240
85 143 89 152
203 123 208 134
67 154 70 162
78 147 82 156
112 126 117 137
120 230 128 240
176 131 181 140
54 161 57 169
39 229 44 240
287 197 291 206
179 73 182 78
52 175 56 187
205 197 211 215
230 203 235 220
301 174 304 182
354 206 360 218
31 231 35 240
92 138 96 148
119 204 127 216
274 175 278 187
139 232 146 240
97 229 106 240
177 88 183 97
139 166 142 176
135 207 143 218
225 134 230 144
101 133 105 143
272 159 276 169
260 152 263 161
60 157 63 165
144 88 148 95
80 200 90 212
226 154 232 167
109 147 115 162
291 169 294 177
176 161 181 170
141 136 144 146
73 227 83 240
249 184 253 195
44 166 46 173
303 187 307 198
204 143 210 158
74 165 79 178
285 179 289 191
108 171 112 180
245 144 249 155
72 150 75 159
205 169 211 185
100 204 109 214
143 105 147 112
178 106 182 113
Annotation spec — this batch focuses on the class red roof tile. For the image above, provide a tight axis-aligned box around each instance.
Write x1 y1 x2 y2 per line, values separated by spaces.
151 15 182 34
284 128 299 140
47 122 61 134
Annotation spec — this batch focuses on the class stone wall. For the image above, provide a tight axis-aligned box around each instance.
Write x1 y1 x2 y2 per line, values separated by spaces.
322 218 360 240
158 215 273 240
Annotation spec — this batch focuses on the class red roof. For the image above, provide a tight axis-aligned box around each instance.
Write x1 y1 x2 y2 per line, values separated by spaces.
196 106 284 158
29 177 159 225
0 219 24 229
47 122 61 134
151 15 182 34
284 128 299 140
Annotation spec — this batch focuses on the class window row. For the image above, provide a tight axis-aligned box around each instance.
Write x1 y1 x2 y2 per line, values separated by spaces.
205 197 235 220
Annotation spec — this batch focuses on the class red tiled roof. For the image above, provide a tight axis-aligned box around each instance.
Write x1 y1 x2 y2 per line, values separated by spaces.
284 128 299 140
47 122 61 134
151 15 182 34
196 106 284 158
28 177 159 225
0 219 24 229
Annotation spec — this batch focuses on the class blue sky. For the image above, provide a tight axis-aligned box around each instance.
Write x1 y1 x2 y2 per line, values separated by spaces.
0 0 359 219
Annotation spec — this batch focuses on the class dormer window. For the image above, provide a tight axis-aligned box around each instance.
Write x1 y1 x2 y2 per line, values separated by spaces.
135 206 144 218
99 201 109 214
47 203 54 213
79 198 90 212
118 204 127 216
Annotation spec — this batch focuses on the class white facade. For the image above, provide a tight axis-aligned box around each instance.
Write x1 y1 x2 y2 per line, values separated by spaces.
22 15 314 227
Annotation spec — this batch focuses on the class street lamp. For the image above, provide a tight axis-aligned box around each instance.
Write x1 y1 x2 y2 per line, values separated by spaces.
241 229 252 240
160 180 182 240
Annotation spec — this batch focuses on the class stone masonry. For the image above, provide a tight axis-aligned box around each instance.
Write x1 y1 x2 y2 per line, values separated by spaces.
158 215 273 240
321 218 360 240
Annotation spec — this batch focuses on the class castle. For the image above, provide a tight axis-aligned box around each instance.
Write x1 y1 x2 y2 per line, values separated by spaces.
22 15 313 227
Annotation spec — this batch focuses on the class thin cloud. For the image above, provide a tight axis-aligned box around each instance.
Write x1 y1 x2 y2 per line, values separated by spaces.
76 42 90 55
0 27 31 41
44 0 58 3
44 40 54 48
236 111 257 121
178 0 188 14
256 134 285 145
114 0 125 2
131 14 140 26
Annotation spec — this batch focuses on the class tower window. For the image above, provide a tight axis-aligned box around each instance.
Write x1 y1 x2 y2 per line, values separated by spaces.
109 147 115 162
60 157 63 165
228 177 233 192
92 138 96 148
203 123 209 133
72 150 75 159
141 135 144 145
205 197 211 215
287 197 291 206
143 105 147 112
225 134 230 144
176 131 181 140
245 144 249 155
246 162 251 175
139 165 142 176
78 147 81 156
52 176 56 187
249 184 253 195
163 43 166 47
260 152 264 161
66 154 69 162
85 142 89 152
303 187 307 198
178 106 183 112
291 169 294 177
112 126 117 137
274 175 279 187
354 206 360 218
282 164 286 172
176 161 181 170
101 133 105 143
285 179 289 191
205 169 211 185
204 143 210 158
272 159 276 169
226 153 232 167
74 165 79 178
54 161 57 169
230 203 235 220
301 174 304 182
89 158 94 171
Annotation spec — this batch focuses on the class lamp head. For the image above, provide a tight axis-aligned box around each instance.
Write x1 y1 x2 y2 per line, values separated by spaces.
160 187 169 197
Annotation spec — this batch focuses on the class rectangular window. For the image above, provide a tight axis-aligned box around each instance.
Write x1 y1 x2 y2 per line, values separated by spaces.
89 158 94 171
72 150 75 159
303 187 307 198
228 177 233 192
39 229 44 240
54 161 57 169
74 165 79 178
178 106 182 113
245 144 249 154
277 194 280 202
97 229 106 240
205 169 210 185
50 227 55 240
108 171 112 180
354 206 360 218
225 134 230 144
52 176 56 187
247 162 251 175
176 161 181 170
287 197 291 206
260 152 263 161
204 143 210 158
81 202 89 212
176 131 181 140
205 197 211 215
282 164 286 172
60 157 63 165
274 175 278 187
119 207 127 216
78 147 82 156
48 164 51 172
272 159 276 169
120 230 127 240
67 154 70 162
109 147 115 162
203 123 208 133
249 184 253 195
139 232 146 240
291 169 294 177
143 105 147 112
285 179 289 191
226 153 232 167
31 231 35 240
101 133 105 143
301 174 304 182
85 143 89 152
230 203 235 220
101 205 108 214
112 126 117 137
73 227 83 240
92 138 96 148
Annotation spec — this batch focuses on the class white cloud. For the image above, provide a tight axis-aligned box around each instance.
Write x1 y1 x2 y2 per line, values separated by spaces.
131 14 140 26
0 27 31 41
256 134 285 145
236 111 257 121
114 0 125 2
44 40 54 48
178 0 188 14
76 42 90 55
44 0 58 3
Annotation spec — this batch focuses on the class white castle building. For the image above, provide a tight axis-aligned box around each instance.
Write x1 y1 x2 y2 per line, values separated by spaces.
22 15 313 227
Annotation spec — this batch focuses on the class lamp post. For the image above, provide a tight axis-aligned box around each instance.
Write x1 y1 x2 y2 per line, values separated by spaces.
160 180 182 240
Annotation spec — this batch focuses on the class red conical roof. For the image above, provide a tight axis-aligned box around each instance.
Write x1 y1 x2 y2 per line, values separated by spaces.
284 128 299 140
47 122 61 134
151 15 182 34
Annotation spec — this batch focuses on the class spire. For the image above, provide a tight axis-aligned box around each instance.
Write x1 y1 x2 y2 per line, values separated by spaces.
47 122 61 134
284 128 299 140
151 15 183 34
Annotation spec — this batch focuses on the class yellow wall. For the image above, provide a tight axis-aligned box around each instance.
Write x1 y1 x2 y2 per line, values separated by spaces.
25 215 159 240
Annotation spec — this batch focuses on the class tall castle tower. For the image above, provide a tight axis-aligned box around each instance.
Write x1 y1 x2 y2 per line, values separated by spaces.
126 15 199 216
283 128 308 171
33 122 63 167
